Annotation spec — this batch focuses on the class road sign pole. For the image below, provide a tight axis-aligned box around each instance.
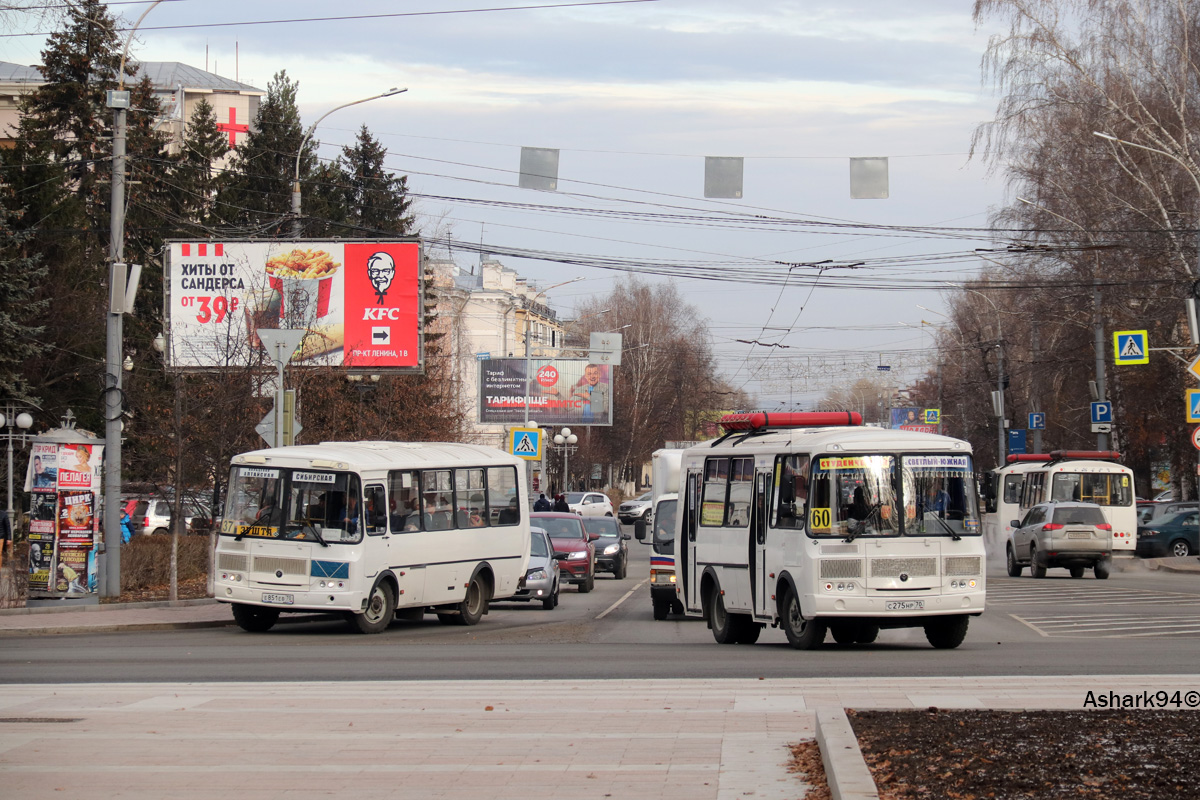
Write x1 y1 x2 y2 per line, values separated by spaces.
1093 278 1107 451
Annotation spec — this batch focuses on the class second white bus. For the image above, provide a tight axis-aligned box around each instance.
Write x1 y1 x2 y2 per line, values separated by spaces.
215 441 531 634
676 412 986 650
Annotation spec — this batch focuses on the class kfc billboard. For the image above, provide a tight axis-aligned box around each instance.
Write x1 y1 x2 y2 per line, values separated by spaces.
164 240 423 372
478 358 613 426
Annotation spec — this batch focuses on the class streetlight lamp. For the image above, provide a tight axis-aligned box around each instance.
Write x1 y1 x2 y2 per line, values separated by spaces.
1 406 34 562
1015 196 1108 450
553 428 578 493
291 87 408 237
944 281 1006 465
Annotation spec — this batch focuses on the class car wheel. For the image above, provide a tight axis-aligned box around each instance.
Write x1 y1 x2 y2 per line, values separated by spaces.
614 556 627 580
780 587 825 650
1094 558 1111 580
1006 545 1023 577
347 582 395 634
451 574 489 626
578 570 592 594
652 598 670 620
1069 566 1085 579
231 603 279 633
542 586 557 610
605 511 613 517
1029 546 1046 579
707 585 737 644
924 615 969 649
1171 539 1192 558
152 527 168 536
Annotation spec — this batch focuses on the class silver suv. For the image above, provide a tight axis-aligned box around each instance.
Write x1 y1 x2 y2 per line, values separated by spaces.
618 491 653 524
1007 501 1113 579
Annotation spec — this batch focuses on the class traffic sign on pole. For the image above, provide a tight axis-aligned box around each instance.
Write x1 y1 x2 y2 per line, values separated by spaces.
1028 412 1046 430
1192 426 1200 451
509 427 543 460
1188 354 1200 382
1187 389 1200 423
1112 330 1149 365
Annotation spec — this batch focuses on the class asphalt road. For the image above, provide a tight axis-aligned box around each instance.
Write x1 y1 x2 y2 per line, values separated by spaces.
4 533 1200 683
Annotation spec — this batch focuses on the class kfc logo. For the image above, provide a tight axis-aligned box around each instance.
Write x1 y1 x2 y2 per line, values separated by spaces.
366 252 395 305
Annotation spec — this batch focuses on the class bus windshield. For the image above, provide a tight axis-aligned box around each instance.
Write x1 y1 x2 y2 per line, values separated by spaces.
808 455 899 538
901 454 980 537
653 498 677 555
1049 472 1133 507
222 466 364 544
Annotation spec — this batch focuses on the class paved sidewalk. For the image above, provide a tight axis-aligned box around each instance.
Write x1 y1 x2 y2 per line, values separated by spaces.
2 677 1197 800
0 598 233 635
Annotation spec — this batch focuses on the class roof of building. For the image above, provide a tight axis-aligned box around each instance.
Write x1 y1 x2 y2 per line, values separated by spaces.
0 60 262 93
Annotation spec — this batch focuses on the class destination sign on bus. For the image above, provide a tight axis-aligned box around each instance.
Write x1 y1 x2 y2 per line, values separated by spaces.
293 471 337 484
238 468 279 479
904 456 970 469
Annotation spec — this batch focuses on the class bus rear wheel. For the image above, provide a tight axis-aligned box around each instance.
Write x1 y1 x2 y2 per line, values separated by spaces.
924 615 969 649
347 582 395 634
652 598 670 620
708 585 737 644
781 588 825 650
231 603 279 633
451 574 489 626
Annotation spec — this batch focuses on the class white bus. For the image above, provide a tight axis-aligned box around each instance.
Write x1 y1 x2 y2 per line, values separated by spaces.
984 451 1135 559
215 442 530 634
676 412 985 650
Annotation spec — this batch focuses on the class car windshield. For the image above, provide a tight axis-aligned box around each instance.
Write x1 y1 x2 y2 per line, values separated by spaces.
637 492 652 501
1052 506 1105 525
530 531 549 557
564 492 586 504
807 454 899 538
653 498 677 555
532 515 585 538
1156 511 1198 528
582 517 620 537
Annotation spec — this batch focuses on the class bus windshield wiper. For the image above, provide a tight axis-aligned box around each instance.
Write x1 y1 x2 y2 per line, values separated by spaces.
927 513 961 540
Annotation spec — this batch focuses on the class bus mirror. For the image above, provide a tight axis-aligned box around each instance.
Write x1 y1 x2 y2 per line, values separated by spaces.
634 518 646 541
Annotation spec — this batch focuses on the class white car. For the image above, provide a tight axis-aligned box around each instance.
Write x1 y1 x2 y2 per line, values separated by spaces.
565 491 614 517
618 491 653 524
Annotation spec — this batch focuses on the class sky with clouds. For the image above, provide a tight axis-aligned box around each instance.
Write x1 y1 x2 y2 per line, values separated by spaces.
5 0 1015 408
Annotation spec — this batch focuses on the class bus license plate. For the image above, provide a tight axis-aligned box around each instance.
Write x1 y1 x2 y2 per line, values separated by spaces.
262 593 294 605
886 600 924 611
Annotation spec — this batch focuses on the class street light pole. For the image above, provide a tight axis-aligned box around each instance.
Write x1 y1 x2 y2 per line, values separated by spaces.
291 88 407 238
1 406 34 562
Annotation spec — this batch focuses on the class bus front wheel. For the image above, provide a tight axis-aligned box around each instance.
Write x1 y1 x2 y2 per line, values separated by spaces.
924 615 969 649
781 589 825 650
347 582 395 634
231 603 279 633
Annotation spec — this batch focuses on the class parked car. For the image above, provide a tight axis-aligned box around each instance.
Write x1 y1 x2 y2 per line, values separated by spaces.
618 491 653 525
582 515 631 579
1136 510 1199 559
531 512 596 593
565 491 613 518
1007 501 1113 579
503 527 562 609
1138 501 1196 526
123 495 210 536
1154 489 1174 502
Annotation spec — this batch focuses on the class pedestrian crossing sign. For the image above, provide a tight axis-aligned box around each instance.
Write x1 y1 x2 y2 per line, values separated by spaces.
1187 390 1200 424
508 427 543 460
1112 330 1149 365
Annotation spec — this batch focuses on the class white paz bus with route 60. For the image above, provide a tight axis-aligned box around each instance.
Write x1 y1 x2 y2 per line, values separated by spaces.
676 412 986 650
215 442 531 633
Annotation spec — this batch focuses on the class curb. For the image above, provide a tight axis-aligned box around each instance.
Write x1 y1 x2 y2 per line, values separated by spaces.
0 598 218 616
0 612 337 637
814 707 880 800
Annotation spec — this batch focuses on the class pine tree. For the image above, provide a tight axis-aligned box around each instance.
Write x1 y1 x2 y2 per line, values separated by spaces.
0 195 49 404
340 125 414 235
172 97 228 228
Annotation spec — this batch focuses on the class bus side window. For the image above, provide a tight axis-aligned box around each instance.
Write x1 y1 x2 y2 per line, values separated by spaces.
773 454 809 529
388 470 422 531
489 466 520 526
423 470 453 531
456 468 489 528
364 485 388 535
726 457 754 527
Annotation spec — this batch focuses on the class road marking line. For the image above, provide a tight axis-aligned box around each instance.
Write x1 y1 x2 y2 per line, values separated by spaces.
1008 614 1050 637
595 578 648 620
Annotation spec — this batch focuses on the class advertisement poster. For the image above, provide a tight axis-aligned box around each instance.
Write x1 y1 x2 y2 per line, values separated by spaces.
890 407 938 434
56 443 98 490
25 441 57 491
27 532 54 592
478 358 613 426
164 240 422 372
24 440 103 596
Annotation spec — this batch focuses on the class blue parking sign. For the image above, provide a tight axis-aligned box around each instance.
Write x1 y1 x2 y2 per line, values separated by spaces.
1090 401 1113 424
1028 412 1045 430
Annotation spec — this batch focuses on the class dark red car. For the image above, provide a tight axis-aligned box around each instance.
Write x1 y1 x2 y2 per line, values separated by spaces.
531 512 596 593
